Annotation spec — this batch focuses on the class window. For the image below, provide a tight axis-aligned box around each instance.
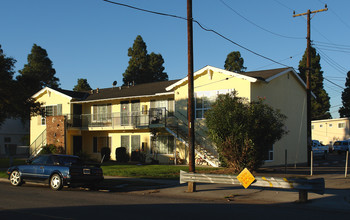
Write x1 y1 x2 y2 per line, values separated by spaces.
121 136 130 153
131 135 141 152
41 104 62 125
120 135 141 154
155 136 174 154
195 95 211 119
319 124 323 128
93 136 111 153
195 89 234 119
329 124 333 128
264 145 274 161
92 104 111 122
338 123 345 128
311 125 314 130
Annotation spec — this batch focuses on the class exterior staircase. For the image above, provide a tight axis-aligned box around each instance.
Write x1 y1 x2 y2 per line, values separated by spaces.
29 129 46 157
165 113 220 167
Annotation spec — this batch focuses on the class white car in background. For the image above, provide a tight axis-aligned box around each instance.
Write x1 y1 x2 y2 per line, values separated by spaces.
312 140 328 159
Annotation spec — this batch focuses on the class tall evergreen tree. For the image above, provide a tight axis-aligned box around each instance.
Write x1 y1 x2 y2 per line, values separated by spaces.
148 52 168 82
123 35 168 85
224 51 246 73
0 45 41 125
298 46 331 120
17 44 60 96
73 78 92 92
339 71 350 118
0 45 17 124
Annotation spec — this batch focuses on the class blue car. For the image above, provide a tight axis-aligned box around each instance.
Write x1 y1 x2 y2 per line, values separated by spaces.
7 154 103 190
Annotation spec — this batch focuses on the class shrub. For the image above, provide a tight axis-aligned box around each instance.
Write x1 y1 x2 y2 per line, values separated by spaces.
40 144 58 154
101 147 111 162
115 147 128 163
205 92 288 172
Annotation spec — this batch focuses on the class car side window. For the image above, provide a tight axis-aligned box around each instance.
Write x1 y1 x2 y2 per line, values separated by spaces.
31 156 49 165
46 156 55 165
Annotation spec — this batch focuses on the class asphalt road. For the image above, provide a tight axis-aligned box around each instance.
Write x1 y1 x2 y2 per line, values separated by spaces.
0 181 349 220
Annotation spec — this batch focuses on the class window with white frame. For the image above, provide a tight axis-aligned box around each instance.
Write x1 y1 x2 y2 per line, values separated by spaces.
195 89 234 119
155 135 174 154
41 104 62 125
92 104 111 122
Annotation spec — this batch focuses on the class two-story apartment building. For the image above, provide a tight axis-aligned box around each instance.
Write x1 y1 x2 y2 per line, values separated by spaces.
312 118 350 146
30 66 308 167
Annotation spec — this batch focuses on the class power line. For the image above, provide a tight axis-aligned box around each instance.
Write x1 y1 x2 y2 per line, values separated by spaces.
102 0 290 68
315 46 348 75
317 0 350 31
219 0 304 39
324 77 345 89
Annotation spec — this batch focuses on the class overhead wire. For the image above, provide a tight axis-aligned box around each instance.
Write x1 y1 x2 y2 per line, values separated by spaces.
102 0 290 68
219 0 304 39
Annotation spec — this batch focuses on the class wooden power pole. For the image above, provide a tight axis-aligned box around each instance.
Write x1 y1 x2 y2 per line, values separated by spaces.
187 0 196 192
293 5 327 166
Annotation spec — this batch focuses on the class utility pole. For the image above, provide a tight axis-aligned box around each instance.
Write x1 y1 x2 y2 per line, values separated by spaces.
293 5 327 166
187 0 196 192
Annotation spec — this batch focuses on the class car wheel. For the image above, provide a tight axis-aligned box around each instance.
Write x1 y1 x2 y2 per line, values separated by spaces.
50 174 63 191
10 170 23 186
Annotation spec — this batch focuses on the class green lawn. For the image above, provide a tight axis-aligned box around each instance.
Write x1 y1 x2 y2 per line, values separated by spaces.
0 158 223 180
101 163 221 179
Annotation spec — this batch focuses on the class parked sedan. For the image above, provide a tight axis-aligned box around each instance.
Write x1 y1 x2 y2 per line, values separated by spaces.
7 154 103 190
333 140 350 154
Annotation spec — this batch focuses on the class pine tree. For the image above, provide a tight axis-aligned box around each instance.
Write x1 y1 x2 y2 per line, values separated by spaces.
0 45 41 125
123 35 168 85
298 46 331 120
17 44 60 96
224 51 246 73
73 78 92 92
339 71 350 118
0 45 17 124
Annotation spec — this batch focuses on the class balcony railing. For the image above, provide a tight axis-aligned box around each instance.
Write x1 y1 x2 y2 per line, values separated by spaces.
67 108 174 129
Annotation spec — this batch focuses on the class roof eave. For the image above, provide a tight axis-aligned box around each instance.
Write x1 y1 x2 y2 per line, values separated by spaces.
166 65 257 91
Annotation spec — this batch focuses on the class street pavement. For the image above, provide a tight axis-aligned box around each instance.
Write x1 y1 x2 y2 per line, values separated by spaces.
1 156 350 213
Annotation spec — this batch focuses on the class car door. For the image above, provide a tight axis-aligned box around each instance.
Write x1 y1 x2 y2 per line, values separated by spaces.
22 155 48 181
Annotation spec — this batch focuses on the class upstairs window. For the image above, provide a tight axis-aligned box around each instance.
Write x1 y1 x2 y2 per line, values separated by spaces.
41 104 62 125
92 104 111 122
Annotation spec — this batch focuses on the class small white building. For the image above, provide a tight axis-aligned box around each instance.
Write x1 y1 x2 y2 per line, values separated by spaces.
312 118 350 146
0 118 29 156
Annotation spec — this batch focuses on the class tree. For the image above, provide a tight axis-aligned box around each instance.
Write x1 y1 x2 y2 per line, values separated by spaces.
123 35 168 85
205 92 288 172
339 71 350 117
298 46 331 120
224 51 246 73
17 44 60 96
0 45 41 125
0 45 17 124
73 78 92 92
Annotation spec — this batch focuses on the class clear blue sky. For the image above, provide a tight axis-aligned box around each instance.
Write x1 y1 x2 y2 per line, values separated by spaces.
1 0 349 118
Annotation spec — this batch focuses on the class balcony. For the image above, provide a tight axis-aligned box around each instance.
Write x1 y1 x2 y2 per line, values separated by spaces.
67 108 175 130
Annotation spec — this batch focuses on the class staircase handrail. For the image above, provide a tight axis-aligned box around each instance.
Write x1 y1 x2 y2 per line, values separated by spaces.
29 129 46 157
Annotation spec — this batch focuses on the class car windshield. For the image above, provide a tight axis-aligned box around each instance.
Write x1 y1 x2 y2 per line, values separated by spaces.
334 142 341 146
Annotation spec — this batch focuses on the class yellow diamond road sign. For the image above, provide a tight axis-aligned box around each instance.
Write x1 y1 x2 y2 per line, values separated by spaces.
237 168 255 189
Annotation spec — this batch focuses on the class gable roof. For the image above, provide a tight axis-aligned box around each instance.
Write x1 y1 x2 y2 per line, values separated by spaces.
32 87 88 101
166 65 306 91
75 79 180 103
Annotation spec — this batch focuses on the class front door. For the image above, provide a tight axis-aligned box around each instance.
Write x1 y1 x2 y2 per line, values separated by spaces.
73 136 82 155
